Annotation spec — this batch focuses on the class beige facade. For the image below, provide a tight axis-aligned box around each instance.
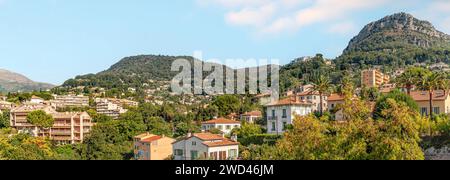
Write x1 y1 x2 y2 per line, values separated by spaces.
50 94 89 109
361 69 390 88
134 133 175 160
95 98 138 119
410 91 450 116
10 104 93 144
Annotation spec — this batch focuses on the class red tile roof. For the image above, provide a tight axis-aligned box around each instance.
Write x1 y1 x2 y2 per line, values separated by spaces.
203 139 239 147
202 118 241 125
193 133 224 140
410 90 450 101
241 111 262 117
140 135 162 143
328 94 345 101
266 96 312 107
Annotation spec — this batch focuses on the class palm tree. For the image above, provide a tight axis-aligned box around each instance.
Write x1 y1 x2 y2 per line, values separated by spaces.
312 74 332 116
416 72 443 118
395 68 418 95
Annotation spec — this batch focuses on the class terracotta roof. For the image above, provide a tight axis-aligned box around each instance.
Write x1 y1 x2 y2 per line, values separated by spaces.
255 93 271 98
296 90 320 96
241 111 262 117
202 118 241 125
328 94 345 101
141 135 162 143
410 90 449 101
203 139 239 147
193 133 224 140
266 96 312 107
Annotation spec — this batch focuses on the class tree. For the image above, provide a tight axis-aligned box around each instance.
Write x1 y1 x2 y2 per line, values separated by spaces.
26 110 54 129
374 89 419 119
0 110 10 128
395 67 424 95
211 95 240 117
146 117 172 136
311 74 332 115
416 71 443 118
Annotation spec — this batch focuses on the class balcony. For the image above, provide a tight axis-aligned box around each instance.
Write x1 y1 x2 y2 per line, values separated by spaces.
267 116 278 121
52 131 71 135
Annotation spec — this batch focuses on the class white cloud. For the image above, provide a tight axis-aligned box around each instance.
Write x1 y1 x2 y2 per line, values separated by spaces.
198 0 390 35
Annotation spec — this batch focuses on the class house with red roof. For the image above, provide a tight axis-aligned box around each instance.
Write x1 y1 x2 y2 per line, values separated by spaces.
201 118 241 135
240 111 262 123
172 133 239 160
133 133 175 160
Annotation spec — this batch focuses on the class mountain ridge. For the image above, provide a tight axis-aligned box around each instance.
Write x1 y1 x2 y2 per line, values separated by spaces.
0 68 55 92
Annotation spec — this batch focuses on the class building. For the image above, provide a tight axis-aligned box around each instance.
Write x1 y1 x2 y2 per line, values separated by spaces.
172 133 239 160
0 100 13 114
10 104 93 144
240 111 262 123
201 118 241 135
361 69 391 88
327 94 346 121
95 98 138 119
254 93 273 106
50 94 89 109
133 133 175 160
296 90 328 112
265 96 313 135
29 95 44 104
410 90 450 116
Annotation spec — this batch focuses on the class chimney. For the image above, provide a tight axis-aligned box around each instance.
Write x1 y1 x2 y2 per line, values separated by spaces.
187 132 192 138
221 133 225 138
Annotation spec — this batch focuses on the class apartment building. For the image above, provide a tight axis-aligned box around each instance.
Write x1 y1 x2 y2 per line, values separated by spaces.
265 96 313 135
50 94 89 109
201 118 241 135
133 133 175 160
95 98 138 119
240 111 262 124
172 133 239 160
29 95 44 104
10 104 93 144
410 90 450 116
361 69 391 88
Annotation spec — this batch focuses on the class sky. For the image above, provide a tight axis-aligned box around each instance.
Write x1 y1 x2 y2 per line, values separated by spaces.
1 0 450 85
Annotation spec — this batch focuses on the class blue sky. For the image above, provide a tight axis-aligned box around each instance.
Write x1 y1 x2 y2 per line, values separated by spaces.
1 0 450 85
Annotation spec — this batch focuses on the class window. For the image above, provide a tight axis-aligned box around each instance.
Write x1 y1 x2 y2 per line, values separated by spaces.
234 125 239 128
174 149 183 156
226 125 231 130
434 107 440 114
217 125 223 130
192 141 197 146
271 122 276 131
282 109 287 118
331 104 335 109
228 149 238 159
421 107 428 116
191 151 199 160
272 110 275 117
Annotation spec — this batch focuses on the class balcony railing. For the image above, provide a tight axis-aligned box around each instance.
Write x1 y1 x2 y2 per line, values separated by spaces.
267 116 278 121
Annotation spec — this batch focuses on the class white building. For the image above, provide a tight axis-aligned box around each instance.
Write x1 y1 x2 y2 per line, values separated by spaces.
172 133 239 160
240 111 262 124
29 95 44 104
265 96 313 135
201 118 241 135
296 90 328 113
50 94 89 109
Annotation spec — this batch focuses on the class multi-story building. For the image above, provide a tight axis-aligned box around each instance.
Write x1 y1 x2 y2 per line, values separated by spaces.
361 69 391 88
265 96 313 135
172 133 239 160
240 111 262 124
50 94 89 109
95 98 137 119
296 90 328 112
327 94 346 121
0 100 13 114
133 133 175 160
410 90 450 116
10 104 93 144
201 118 241 135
